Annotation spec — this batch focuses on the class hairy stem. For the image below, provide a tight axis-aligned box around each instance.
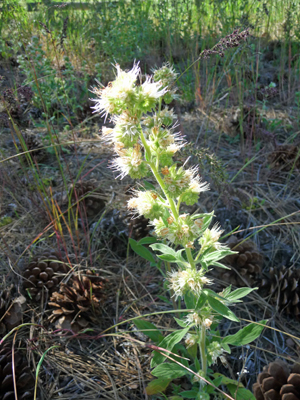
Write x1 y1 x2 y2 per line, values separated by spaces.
199 326 207 386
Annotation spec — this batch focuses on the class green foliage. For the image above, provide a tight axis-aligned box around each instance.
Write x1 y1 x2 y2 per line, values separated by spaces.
17 36 91 122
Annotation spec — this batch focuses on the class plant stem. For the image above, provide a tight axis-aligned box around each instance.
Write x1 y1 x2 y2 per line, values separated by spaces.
139 122 197 270
199 326 207 387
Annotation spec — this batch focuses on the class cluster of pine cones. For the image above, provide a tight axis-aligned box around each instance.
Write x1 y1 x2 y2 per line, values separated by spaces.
22 250 108 332
211 236 300 319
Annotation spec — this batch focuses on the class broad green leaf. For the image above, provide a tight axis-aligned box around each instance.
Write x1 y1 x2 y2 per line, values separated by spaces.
222 343 231 354
129 239 156 263
203 249 237 263
145 377 171 395
222 320 267 346
209 261 231 270
184 291 196 309
158 254 177 262
152 363 187 379
213 373 243 387
175 249 186 262
179 389 198 398
157 295 173 305
174 317 188 328
138 237 157 245
195 293 207 309
133 319 164 343
228 385 256 400
151 243 176 257
151 327 190 368
187 342 197 359
207 296 239 322
143 180 156 191
226 287 258 301
196 393 210 400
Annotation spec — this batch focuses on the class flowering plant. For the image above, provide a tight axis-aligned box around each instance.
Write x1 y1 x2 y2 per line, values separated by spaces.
92 62 266 400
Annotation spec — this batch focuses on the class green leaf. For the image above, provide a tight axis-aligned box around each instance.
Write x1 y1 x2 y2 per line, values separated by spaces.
145 377 171 395
129 238 156 263
152 363 187 379
158 254 177 262
213 373 244 387
228 385 256 400
195 293 207 309
226 287 258 301
151 327 190 368
174 318 188 328
143 180 156 191
207 296 239 322
222 320 267 346
209 261 231 270
138 237 157 245
151 243 176 257
196 393 210 400
184 291 196 309
133 319 164 343
203 249 237 264
179 389 199 398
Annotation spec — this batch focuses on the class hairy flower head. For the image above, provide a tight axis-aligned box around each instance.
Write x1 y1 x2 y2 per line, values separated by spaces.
185 333 199 348
198 223 224 250
136 76 167 112
153 213 201 246
91 63 140 117
127 190 165 220
112 144 148 179
168 267 212 300
207 342 229 365
111 112 140 147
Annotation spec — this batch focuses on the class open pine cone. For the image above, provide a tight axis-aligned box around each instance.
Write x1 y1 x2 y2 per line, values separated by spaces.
268 144 300 172
0 343 35 400
213 236 263 286
22 251 68 302
261 266 300 318
18 131 46 163
253 359 300 400
0 287 26 334
70 179 106 217
48 270 107 332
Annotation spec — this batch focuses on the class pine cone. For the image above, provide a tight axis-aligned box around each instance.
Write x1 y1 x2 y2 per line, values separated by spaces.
0 343 35 400
262 266 300 318
253 359 300 400
216 236 263 286
22 251 68 302
0 287 26 334
125 215 151 241
48 270 107 332
70 179 106 217
268 145 300 172
18 132 46 163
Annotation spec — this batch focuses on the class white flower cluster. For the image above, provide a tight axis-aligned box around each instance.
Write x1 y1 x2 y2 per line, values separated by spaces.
207 341 228 364
168 267 212 300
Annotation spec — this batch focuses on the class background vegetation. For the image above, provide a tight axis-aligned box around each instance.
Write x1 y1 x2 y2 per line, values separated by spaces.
0 0 300 399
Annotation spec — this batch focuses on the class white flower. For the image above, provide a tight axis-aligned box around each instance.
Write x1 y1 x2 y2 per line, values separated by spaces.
185 333 198 348
207 342 228 364
91 63 140 117
185 312 202 327
140 76 167 100
168 268 212 300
